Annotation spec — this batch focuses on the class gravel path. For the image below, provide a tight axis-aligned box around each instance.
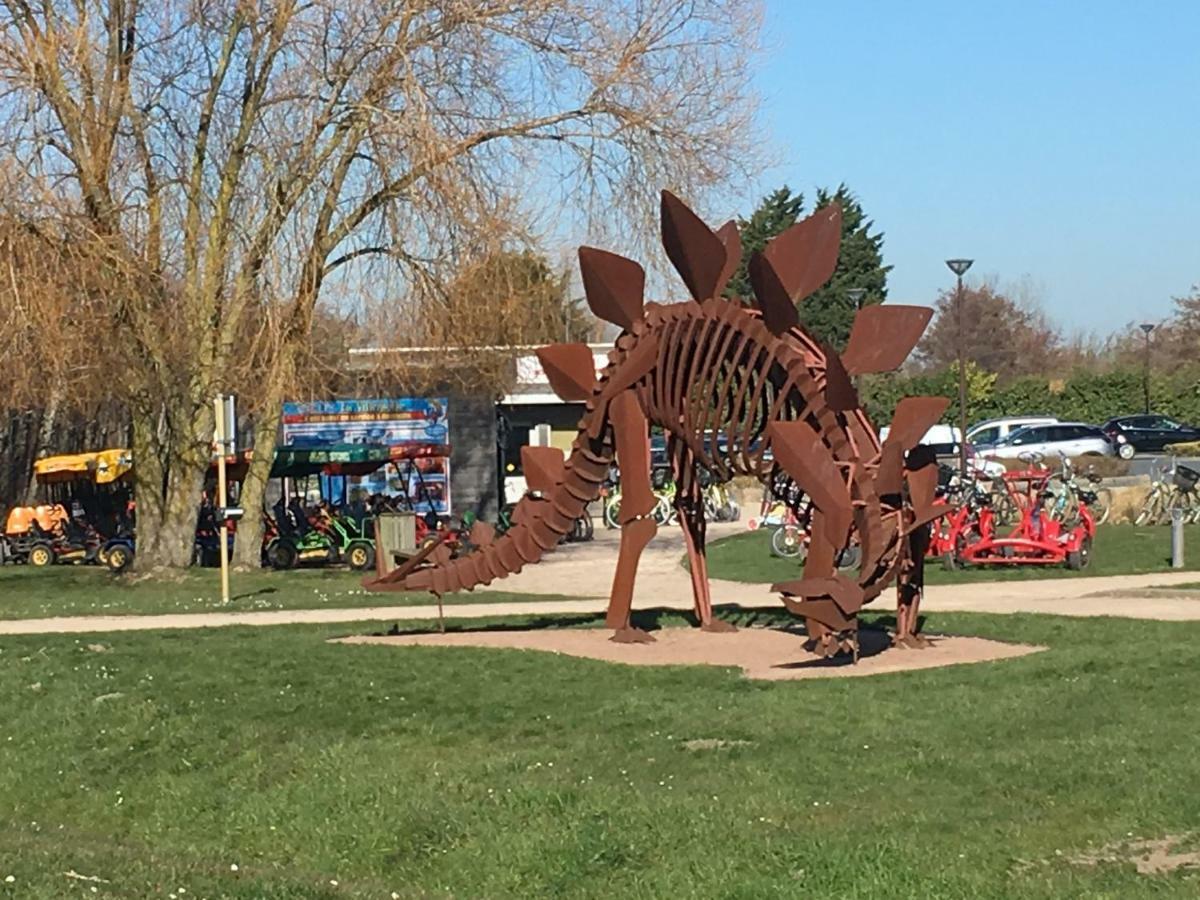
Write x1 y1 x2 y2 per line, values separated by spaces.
2 523 1198 635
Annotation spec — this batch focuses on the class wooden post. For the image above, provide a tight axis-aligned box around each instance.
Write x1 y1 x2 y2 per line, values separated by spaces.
214 395 231 604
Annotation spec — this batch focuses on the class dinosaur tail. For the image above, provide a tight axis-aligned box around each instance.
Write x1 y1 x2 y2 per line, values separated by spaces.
400 434 613 594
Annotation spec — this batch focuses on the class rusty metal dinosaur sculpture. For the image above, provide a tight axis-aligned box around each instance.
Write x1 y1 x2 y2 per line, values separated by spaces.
368 191 949 657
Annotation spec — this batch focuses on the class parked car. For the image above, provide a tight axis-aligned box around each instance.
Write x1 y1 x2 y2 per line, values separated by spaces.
1101 414 1200 459
878 424 1005 478
966 415 1059 449
979 422 1115 461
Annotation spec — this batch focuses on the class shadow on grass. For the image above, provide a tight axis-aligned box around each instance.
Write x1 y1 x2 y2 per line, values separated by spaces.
770 626 894 670
230 586 279 602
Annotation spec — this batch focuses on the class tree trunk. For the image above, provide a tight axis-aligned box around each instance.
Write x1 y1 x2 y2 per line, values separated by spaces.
131 400 213 570
2 411 35 508
23 386 62 504
231 407 282 570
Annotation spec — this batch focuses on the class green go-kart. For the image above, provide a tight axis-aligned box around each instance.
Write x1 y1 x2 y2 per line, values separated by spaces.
264 499 375 571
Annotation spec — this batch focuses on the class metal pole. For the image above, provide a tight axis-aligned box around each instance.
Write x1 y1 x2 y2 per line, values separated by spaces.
1172 507 1184 568
1143 329 1151 414
956 273 968 477
214 395 231 604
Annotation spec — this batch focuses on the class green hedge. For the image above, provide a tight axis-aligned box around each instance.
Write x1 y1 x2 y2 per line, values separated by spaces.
860 366 1200 430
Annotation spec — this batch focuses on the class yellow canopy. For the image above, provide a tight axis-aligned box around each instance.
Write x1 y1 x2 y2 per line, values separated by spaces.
34 449 133 485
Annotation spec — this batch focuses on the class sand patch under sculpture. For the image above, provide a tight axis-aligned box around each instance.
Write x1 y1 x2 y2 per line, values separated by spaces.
335 626 1045 681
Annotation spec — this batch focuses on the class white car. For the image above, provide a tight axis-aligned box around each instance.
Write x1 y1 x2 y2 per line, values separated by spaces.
979 422 1116 461
878 423 1005 478
966 415 1058 449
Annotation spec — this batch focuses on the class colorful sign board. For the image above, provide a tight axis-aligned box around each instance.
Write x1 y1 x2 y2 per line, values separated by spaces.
281 398 451 513
282 398 449 446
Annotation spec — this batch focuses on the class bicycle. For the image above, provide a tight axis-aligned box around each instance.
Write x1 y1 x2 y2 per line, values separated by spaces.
600 466 622 529
1046 456 1111 527
769 501 809 559
699 468 740 522
1134 458 1200 526
650 467 677 526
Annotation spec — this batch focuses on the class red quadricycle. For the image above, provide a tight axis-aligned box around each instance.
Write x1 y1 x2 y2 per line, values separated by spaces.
939 452 1095 571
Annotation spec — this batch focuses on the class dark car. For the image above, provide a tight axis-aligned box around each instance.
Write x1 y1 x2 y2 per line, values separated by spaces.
1101 415 1200 458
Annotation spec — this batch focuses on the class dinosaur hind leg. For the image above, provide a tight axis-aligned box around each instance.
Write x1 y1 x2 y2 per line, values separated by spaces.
606 391 658 643
669 436 735 633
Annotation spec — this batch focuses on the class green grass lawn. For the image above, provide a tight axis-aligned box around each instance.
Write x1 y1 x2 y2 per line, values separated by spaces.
707 523 1200 585
1 609 1199 897
0 566 577 621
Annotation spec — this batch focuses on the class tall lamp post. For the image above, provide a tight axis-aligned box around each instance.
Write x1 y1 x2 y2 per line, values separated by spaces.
945 259 974 476
1140 322 1155 414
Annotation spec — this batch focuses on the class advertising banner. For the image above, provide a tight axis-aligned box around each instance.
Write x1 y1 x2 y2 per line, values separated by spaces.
281 398 451 513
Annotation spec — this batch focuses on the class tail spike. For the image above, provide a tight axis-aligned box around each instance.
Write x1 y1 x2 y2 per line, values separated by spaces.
520 446 566 496
468 520 496 548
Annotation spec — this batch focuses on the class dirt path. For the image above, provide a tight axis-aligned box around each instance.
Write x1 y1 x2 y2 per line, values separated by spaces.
1 523 1198 635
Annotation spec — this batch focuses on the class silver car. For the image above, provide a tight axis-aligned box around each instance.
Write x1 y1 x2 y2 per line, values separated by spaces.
966 415 1058 449
980 422 1115 461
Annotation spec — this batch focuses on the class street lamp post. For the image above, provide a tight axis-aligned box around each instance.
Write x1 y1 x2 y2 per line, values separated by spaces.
1140 323 1155 414
945 259 974 477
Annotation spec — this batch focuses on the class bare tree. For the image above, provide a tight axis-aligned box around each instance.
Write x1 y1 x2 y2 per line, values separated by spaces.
0 0 763 568
915 279 1062 380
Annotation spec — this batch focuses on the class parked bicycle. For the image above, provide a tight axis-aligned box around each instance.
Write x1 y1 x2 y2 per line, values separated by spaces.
1045 456 1112 527
699 468 740 522
1134 458 1200 525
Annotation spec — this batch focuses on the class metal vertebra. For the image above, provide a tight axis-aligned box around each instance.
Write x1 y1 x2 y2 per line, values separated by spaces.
369 190 946 656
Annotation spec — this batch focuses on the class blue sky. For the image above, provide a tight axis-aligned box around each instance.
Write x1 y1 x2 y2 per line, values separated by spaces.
751 0 1199 336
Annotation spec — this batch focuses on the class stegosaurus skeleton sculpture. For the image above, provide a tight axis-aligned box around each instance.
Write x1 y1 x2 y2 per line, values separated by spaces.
370 191 950 656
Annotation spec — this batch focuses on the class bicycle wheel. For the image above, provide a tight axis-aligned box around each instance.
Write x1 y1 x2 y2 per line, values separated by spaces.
835 543 861 571
1187 496 1200 524
1090 488 1112 525
603 494 622 529
770 525 805 559
652 494 672 526
570 512 595 542
991 492 1017 526
1161 488 1183 526
1134 490 1162 527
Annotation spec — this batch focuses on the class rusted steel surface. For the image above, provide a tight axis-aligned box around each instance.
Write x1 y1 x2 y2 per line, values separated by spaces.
842 305 934 375
368 190 945 657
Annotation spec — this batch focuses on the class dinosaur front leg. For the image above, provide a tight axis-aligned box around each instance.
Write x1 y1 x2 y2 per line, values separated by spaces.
896 448 938 648
895 519 932 648
801 521 841 657
607 391 659 643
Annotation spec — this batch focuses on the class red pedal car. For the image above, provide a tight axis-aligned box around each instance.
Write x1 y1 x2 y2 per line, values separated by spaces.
937 452 1095 570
